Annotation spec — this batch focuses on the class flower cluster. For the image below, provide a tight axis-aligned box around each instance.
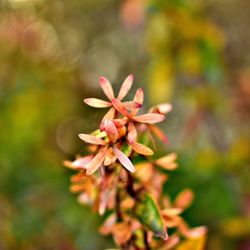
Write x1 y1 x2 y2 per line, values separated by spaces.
64 75 206 250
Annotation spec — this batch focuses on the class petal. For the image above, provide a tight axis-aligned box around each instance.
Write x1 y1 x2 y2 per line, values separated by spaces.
100 107 116 130
157 103 172 114
78 133 106 145
178 219 207 238
174 189 194 210
64 155 93 170
111 98 131 117
133 113 165 124
104 147 117 166
113 147 135 173
117 74 134 100
84 98 112 108
86 148 108 175
99 76 114 100
155 153 177 170
130 142 154 155
127 121 137 144
148 125 168 143
131 88 144 116
103 120 118 143
158 235 180 250
123 101 142 109
134 88 144 105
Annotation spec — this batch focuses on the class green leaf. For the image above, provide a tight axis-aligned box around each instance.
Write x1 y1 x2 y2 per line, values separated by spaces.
135 193 167 240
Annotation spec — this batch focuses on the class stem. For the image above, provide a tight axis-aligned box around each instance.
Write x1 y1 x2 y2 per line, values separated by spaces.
143 230 151 250
115 188 122 222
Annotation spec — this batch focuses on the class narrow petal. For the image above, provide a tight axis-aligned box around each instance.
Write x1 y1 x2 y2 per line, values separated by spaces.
64 155 93 170
111 98 131 117
99 76 114 100
129 142 154 155
148 125 169 143
134 88 144 105
78 133 106 145
133 113 165 124
86 148 108 175
104 147 117 166
155 153 177 170
127 121 137 144
84 98 112 108
174 189 194 210
123 101 142 110
103 120 118 143
113 147 135 173
131 88 144 116
100 107 116 130
117 74 134 100
157 103 172 114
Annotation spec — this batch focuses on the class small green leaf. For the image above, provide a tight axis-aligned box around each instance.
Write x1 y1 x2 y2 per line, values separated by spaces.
135 193 167 240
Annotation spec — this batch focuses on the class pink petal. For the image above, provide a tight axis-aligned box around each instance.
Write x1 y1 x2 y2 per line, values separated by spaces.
127 121 137 144
123 101 142 109
99 76 114 100
72 157 92 168
78 133 106 145
111 98 131 117
157 103 172 114
131 88 144 116
64 155 93 170
133 88 144 105
117 74 134 100
113 147 135 173
103 120 118 143
129 142 154 155
100 107 116 130
84 98 112 108
133 113 165 124
86 148 108 175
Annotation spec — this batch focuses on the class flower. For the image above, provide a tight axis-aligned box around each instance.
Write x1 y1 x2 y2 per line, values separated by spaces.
78 120 135 175
84 75 141 127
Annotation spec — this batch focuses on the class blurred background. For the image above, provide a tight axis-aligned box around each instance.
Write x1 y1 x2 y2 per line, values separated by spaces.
0 0 250 249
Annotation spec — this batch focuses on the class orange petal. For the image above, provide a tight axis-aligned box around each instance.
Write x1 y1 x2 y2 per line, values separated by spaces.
159 235 180 250
103 120 118 143
86 148 107 175
111 98 131 117
99 76 114 100
161 208 183 218
130 142 154 155
155 153 177 170
112 222 132 245
117 74 134 100
174 189 194 210
127 121 137 144
78 133 106 145
104 147 117 166
148 125 169 143
133 113 165 124
99 214 116 235
178 219 207 238
84 98 112 108
113 147 135 173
